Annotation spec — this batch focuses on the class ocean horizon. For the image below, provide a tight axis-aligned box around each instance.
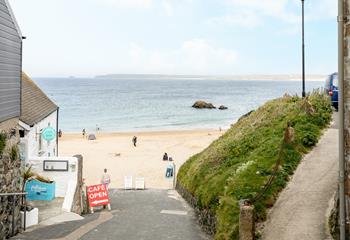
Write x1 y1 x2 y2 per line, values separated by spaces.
34 77 324 133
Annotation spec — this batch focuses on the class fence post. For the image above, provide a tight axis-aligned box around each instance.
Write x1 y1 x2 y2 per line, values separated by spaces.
11 195 16 237
239 202 255 240
173 163 176 189
23 194 26 231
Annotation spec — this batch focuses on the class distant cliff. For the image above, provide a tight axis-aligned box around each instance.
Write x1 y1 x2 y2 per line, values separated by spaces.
95 73 326 81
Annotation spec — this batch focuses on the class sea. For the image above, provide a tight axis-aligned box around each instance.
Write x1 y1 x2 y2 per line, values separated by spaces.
34 78 324 132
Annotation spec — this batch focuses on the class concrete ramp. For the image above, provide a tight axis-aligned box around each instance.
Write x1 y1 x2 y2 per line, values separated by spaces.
262 128 338 240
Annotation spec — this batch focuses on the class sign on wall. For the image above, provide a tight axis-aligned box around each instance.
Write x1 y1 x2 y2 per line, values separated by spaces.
25 179 55 201
42 127 56 141
87 184 110 208
43 160 69 171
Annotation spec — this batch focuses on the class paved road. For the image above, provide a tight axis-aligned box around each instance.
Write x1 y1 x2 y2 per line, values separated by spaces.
14 190 209 240
262 114 338 240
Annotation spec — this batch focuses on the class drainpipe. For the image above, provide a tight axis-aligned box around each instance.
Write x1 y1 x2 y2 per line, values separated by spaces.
338 0 346 239
56 107 59 156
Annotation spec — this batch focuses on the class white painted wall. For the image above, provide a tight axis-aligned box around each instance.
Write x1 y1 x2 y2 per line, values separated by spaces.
27 156 78 199
20 111 58 161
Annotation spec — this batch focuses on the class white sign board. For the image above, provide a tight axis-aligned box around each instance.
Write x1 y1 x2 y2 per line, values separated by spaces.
124 176 133 190
135 177 145 190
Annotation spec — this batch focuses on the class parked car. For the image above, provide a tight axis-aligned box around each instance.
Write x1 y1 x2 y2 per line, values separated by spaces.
325 72 338 110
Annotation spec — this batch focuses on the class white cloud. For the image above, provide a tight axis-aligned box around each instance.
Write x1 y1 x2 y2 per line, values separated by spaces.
207 11 262 28
162 0 174 16
225 0 289 16
308 0 337 20
208 0 336 28
97 0 192 16
99 0 153 8
125 39 237 74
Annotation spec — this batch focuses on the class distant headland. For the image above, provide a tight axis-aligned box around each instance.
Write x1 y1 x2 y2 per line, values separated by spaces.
95 74 327 81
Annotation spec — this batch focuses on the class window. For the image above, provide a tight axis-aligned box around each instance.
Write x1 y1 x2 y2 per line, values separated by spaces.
19 129 25 138
332 74 338 88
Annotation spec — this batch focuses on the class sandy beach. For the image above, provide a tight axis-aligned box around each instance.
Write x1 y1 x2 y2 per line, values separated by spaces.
59 129 224 189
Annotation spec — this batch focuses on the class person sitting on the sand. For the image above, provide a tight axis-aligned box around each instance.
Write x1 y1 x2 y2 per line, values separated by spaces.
169 157 173 161
101 168 111 189
163 153 168 161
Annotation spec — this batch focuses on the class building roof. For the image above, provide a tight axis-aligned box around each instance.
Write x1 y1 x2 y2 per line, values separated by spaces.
4 0 22 38
0 0 22 123
20 73 58 126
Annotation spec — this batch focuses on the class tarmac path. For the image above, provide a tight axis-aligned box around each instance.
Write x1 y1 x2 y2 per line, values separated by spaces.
262 122 338 240
13 189 209 240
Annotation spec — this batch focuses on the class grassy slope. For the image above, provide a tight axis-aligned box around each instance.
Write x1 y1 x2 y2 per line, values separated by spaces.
177 92 333 239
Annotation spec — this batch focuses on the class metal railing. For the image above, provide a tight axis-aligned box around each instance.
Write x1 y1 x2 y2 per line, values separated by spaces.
0 192 27 237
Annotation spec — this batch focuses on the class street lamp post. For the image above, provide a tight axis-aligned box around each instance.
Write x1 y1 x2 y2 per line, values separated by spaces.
301 0 306 98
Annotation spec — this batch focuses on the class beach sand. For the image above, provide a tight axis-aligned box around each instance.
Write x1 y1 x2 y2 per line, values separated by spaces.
59 129 224 189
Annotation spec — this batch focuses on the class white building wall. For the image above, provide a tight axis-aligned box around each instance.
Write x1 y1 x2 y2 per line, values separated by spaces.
21 111 58 160
27 156 79 212
27 156 78 198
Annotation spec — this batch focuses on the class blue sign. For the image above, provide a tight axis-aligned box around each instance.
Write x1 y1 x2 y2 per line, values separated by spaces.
25 179 55 201
42 127 56 141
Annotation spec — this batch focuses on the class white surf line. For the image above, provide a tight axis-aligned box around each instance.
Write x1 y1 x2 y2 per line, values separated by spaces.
160 210 188 215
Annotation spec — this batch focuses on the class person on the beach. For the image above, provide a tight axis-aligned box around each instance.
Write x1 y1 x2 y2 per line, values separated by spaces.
101 168 111 190
82 128 86 137
132 136 137 147
165 162 174 178
163 153 168 161
58 129 62 138
169 157 173 161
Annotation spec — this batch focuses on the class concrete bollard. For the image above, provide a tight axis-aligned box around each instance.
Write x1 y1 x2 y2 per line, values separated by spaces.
239 203 255 240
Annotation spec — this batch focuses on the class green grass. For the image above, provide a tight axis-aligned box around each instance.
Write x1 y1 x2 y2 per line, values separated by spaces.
177 92 333 240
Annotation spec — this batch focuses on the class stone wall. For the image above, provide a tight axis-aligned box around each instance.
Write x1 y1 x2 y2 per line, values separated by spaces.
344 0 350 236
0 118 22 239
176 182 216 236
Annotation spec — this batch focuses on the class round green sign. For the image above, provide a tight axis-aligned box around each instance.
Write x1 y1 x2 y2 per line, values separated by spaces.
42 127 56 141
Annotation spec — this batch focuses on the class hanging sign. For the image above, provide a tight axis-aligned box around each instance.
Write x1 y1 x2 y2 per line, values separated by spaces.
42 127 56 141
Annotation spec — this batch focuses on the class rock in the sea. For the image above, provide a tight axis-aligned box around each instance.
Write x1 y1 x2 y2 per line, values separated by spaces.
218 105 228 110
192 101 216 109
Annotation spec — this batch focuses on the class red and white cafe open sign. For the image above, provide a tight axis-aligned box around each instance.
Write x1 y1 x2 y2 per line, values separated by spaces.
87 184 110 208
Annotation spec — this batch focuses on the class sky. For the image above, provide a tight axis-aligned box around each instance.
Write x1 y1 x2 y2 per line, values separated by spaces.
9 0 337 77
